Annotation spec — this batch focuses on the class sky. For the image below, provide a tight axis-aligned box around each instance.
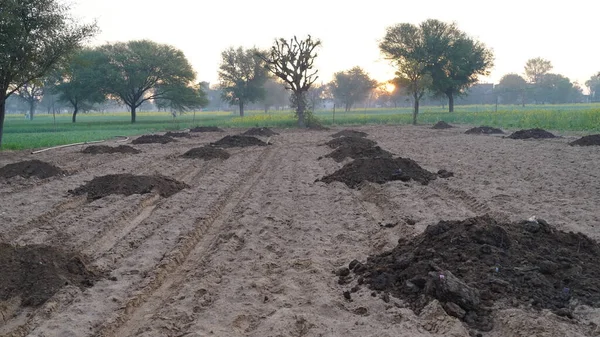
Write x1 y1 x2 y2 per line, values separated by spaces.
72 0 598 90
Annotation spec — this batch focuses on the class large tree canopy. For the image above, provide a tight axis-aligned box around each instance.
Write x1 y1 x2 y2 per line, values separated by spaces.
0 0 97 146
259 35 321 127
98 40 198 123
496 73 528 105
330 66 377 111
524 57 553 84
218 47 268 117
585 73 600 102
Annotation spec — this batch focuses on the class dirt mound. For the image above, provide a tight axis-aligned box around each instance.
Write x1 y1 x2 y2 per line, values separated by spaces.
342 215 600 331
0 160 64 179
319 157 437 188
0 243 97 307
211 135 268 148
570 134 600 146
182 147 230 160
189 126 225 133
508 128 557 139
164 131 190 138
131 135 176 144
331 130 368 138
242 127 279 137
325 143 393 162
69 174 188 200
465 126 505 135
432 121 453 129
82 145 141 154
325 136 376 149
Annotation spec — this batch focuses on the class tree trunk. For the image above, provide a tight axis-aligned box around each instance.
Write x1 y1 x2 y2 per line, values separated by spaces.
447 92 454 113
131 105 137 123
72 106 78 123
413 94 419 125
239 101 244 117
0 93 6 147
296 91 306 127
29 101 35 120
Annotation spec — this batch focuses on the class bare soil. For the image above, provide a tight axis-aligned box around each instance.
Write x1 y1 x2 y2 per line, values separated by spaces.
570 134 600 146
465 126 505 135
211 135 268 148
182 147 230 160
1 125 599 337
331 130 368 138
131 134 177 144
190 126 225 133
508 128 557 139
432 121 454 129
82 145 141 154
242 127 279 137
0 159 64 179
69 174 188 200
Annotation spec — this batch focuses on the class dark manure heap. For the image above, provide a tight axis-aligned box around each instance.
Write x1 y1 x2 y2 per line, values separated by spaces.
465 126 505 135
190 126 225 133
0 160 64 179
242 127 279 137
210 135 268 148
507 128 556 139
331 130 368 138
432 121 453 129
82 145 141 154
318 157 437 188
131 134 177 144
325 143 393 162
339 215 600 331
69 174 188 200
164 131 191 138
325 136 376 149
570 134 600 146
0 243 98 307
182 146 230 160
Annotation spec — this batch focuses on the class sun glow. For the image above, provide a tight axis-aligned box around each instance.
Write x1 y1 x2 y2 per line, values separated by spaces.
384 83 396 93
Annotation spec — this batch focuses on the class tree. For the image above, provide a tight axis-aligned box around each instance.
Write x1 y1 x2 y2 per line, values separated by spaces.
419 20 494 112
0 0 97 146
154 82 208 114
49 48 106 122
496 74 528 105
261 78 289 112
524 58 553 84
585 73 600 102
537 73 575 104
98 40 197 123
380 23 432 124
259 35 321 127
330 66 377 111
16 81 44 120
218 47 268 117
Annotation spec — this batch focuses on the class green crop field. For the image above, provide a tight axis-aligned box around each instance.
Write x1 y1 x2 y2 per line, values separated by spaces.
2 103 600 150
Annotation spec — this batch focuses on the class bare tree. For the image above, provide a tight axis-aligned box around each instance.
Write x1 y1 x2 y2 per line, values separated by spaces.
258 35 321 127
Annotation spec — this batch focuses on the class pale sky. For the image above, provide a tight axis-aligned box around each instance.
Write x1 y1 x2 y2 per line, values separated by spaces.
72 0 598 90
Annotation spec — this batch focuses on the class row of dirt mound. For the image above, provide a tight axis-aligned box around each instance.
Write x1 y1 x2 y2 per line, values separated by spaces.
164 131 191 138
0 243 98 307
211 135 268 148
331 130 368 138
339 215 600 332
242 127 279 137
0 160 65 179
182 147 230 160
570 134 600 146
465 126 505 135
190 126 224 133
132 134 177 145
69 174 188 200
82 145 140 154
507 128 557 139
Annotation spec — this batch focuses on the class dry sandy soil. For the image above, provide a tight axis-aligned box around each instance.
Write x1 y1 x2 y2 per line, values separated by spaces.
1 124 599 337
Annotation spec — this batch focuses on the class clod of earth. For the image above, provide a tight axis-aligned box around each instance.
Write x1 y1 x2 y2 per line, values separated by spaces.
465 126 505 135
242 127 279 137
0 243 98 307
570 134 600 146
189 126 225 133
131 134 177 144
325 136 376 149
69 174 188 200
344 215 600 331
432 121 453 129
82 145 141 154
507 128 557 139
0 160 65 179
330 130 368 138
324 143 393 162
210 135 268 148
318 157 437 188
164 131 191 138
182 147 230 160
